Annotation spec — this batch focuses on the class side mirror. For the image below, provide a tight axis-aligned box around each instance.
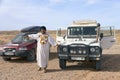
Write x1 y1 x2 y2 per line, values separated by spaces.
100 33 103 40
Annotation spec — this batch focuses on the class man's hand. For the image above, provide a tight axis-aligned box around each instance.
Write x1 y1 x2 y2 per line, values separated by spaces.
55 44 59 48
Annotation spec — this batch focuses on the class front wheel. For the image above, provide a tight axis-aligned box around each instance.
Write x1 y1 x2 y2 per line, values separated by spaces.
59 59 66 69
2 57 11 61
95 60 101 70
27 50 36 61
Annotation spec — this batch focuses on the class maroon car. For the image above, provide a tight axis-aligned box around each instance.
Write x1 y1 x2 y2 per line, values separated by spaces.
0 26 41 61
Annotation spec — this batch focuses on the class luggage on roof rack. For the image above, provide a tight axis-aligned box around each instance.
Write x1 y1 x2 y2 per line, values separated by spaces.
21 26 42 34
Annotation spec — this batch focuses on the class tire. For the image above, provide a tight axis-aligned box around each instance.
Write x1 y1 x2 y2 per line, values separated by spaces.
95 60 101 70
27 49 35 61
3 57 11 61
59 59 66 69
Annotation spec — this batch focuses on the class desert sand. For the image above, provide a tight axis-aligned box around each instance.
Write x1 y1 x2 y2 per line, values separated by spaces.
0 31 120 80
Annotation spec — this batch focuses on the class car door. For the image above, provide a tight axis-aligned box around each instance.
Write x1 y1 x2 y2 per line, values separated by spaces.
100 26 116 49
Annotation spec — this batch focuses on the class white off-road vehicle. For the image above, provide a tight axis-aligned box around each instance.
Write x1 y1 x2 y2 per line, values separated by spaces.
56 20 115 70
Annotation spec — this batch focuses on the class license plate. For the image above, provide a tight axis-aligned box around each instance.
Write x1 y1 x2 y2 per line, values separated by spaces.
4 52 14 56
71 57 85 60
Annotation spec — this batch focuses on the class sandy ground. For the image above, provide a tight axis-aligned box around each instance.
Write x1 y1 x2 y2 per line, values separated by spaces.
0 30 120 80
0 42 120 80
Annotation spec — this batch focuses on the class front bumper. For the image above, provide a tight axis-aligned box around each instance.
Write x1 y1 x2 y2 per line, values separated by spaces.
58 54 101 61
0 50 29 57
58 44 102 61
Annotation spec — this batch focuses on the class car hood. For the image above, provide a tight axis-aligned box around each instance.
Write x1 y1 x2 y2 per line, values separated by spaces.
4 42 32 48
5 43 19 47
0 43 20 50
59 38 100 46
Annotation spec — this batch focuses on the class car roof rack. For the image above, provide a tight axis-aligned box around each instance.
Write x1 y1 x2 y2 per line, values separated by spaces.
21 26 42 34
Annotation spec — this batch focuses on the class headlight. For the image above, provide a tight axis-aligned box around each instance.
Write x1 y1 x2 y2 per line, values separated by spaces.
83 50 87 54
70 50 76 54
70 50 74 53
90 47 100 53
90 47 96 52
95 47 100 53
12 50 16 52
19 47 27 51
63 47 67 52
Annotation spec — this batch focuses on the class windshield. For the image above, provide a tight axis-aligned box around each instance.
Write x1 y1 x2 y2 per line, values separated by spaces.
83 27 97 35
67 27 98 38
12 34 30 43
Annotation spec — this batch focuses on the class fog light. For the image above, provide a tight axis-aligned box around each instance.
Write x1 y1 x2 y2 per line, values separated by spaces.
83 50 86 54
73 51 76 54
70 50 74 53
96 58 100 60
79 50 82 54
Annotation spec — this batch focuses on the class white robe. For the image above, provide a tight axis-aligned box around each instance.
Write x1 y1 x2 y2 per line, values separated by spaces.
28 33 57 68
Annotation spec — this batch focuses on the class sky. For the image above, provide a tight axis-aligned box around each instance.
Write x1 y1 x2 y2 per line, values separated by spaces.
0 0 120 30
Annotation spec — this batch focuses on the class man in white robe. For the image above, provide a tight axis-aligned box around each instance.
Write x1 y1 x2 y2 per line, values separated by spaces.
28 26 57 73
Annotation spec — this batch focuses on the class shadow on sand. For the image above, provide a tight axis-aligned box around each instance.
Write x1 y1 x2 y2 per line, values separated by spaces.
2 52 120 72
101 54 120 72
7 52 58 63
63 54 120 72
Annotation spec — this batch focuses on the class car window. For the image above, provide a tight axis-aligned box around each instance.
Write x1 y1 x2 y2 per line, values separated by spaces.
23 36 29 42
12 35 23 43
23 35 34 42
